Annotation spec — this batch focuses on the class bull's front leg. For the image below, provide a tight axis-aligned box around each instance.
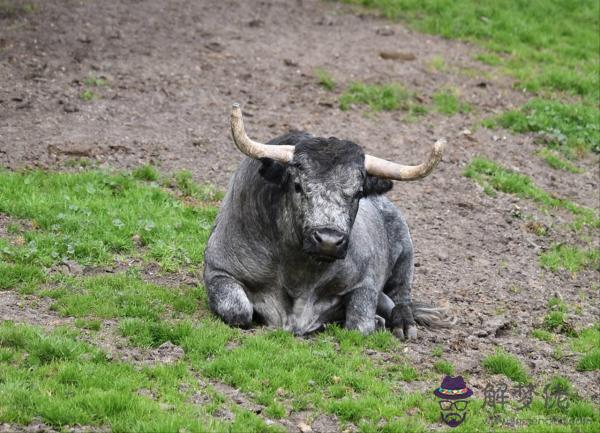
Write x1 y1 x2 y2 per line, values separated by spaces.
344 284 380 335
205 275 253 327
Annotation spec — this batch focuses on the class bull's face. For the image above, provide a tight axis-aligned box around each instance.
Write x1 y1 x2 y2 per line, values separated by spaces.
260 136 392 262
231 106 444 260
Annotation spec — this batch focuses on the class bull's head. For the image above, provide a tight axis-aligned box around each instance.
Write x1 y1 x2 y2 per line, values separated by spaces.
230 103 445 262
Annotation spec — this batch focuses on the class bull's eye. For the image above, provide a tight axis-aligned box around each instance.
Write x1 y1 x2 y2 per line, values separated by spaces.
294 182 302 193
355 189 364 198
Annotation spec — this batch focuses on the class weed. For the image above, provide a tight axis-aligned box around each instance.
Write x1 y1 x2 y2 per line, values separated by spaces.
431 345 443 357
82 76 107 87
571 324 600 371
428 55 446 72
132 164 160 182
74 319 101 331
339 1 600 102
0 1 35 18
537 148 582 173
464 158 599 230
433 360 454 376
432 89 470 115
531 329 554 343
483 99 600 156
314 68 336 91
577 349 600 371
339 83 425 115
79 89 96 102
540 244 599 273
482 350 529 383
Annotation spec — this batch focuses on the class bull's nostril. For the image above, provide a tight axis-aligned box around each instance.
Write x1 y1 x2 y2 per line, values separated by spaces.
313 232 323 243
335 237 345 246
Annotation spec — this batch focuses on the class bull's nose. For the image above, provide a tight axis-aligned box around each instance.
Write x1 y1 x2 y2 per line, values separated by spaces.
312 228 348 255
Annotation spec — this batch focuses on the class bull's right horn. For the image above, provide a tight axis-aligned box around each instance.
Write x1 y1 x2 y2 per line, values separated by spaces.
364 138 446 181
230 103 294 163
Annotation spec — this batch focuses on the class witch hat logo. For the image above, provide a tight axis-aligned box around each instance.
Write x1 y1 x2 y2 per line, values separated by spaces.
433 376 473 428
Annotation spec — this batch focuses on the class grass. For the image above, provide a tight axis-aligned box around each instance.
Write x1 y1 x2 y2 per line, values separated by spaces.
339 83 426 115
79 89 96 102
338 1 600 103
0 322 279 433
483 99 600 157
0 169 216 271
83 76 107 87
1 168 598 432
540 244 600 274
537 148 582 173
432 89 470 115
464 157 600 231
531 329 554 343
132 164 160 182
571 324 600 372
433 360 454 376
0 1 34 18
314 67 336 91
482 350 529 383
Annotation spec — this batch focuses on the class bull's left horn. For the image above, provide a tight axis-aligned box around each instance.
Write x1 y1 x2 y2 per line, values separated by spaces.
230 103 294 163
364 138 446 181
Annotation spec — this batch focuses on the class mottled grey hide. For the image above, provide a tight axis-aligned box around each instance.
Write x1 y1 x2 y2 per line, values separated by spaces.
203 132 447 338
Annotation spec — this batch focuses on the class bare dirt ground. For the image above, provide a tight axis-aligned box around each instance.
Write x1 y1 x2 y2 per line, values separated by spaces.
1 0 599 421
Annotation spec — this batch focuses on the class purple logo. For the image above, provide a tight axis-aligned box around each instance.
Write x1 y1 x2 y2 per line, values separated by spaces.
434 376 473 428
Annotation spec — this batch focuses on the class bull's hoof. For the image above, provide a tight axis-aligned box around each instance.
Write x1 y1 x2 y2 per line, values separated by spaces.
375 315 386 330
390 303 417 340
392 325 417 340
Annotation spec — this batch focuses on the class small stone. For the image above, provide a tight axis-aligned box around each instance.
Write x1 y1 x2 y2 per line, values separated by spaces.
376 26 395 36
298 422 312 433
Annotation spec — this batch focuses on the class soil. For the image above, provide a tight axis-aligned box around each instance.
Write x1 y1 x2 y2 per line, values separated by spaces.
1 0 599 428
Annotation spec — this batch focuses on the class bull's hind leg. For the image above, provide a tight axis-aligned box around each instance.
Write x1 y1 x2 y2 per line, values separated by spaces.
384 240 419 340
205 275 253 327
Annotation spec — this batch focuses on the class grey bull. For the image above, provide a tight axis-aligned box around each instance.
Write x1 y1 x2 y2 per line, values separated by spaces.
203 104 451 339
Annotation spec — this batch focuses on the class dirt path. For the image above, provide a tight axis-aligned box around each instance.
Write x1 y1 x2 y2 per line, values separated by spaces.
1 0 598 406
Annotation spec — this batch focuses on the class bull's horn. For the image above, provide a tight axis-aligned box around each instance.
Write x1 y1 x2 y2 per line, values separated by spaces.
364 138 446 181
230 103 294 163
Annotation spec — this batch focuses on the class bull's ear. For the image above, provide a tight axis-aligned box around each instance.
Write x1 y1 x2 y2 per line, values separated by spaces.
259 158 288 184
364 175 393 196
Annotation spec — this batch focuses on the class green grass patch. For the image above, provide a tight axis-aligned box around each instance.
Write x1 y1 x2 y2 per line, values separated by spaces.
132 164 160 182
482 350 529 383
168 170 224 201
79 89 96 102
338 0 600 102
433 360 454 376
464 157 599 231
82 76 107 87
537 148 582 174
531 329 554 342
0 322 279 433
571 324 600 372
540 244 599 274
0 262 45 292
339 83 426 115
0 169 217 271
483 99 600 156
0 1 35 18
314 67 336 91
40 273 202 321
432 89 470 115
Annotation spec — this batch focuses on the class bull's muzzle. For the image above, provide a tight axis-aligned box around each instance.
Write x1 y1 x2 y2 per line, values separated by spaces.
304 228 348 261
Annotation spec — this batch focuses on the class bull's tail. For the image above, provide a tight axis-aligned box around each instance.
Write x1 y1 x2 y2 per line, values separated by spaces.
376 294 456 329
412 302 456 328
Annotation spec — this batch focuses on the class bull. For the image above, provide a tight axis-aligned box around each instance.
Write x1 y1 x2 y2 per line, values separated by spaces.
203 104 450 339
